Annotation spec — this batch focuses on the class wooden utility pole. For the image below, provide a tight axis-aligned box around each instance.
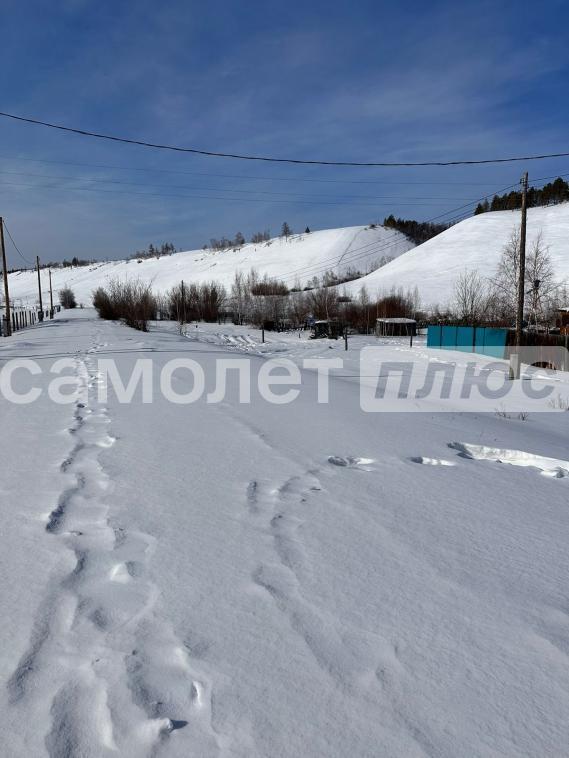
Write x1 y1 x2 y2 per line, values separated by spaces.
36 255 44 321
515 172 529 347
0 217 11 336
49 269 54 317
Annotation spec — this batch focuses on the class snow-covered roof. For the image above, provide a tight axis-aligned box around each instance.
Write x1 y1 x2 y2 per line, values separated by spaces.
376 317 416 323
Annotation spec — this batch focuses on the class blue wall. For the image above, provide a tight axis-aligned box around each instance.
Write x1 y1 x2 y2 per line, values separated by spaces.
427 326 508 359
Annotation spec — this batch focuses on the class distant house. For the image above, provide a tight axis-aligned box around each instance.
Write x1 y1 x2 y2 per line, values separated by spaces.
376 317 416 337
311 319 344 339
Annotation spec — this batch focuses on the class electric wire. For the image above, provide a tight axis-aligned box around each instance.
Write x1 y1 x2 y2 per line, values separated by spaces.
2 110 569 167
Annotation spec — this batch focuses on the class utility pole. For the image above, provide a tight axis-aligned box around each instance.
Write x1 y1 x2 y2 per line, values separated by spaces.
49 269 54 318
36 255 44 321
0 217 11 336
515 172 529 347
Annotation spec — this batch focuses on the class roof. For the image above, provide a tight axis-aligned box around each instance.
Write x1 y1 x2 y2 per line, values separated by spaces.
376 317 416 323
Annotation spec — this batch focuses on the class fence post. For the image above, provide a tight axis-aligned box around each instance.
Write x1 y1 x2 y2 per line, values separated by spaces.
509 353 521 380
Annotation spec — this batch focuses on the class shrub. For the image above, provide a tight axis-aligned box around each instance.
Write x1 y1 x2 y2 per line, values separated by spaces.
59 286 77 309
92 280 156 331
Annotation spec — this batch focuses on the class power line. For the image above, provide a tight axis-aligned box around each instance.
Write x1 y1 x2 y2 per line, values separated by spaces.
0 154 526 186
275 180 522 284
532 171 569 183
278 211 472 285
284 173 563 286
1 219 32 265
0 179 474 208
0 177 521 282
0 169 477 203
288 172 560 283
0 172 525 214
2 110 569 167
277 214 478 285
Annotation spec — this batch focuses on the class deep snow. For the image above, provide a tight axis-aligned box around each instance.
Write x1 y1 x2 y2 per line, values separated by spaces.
1 310 569 757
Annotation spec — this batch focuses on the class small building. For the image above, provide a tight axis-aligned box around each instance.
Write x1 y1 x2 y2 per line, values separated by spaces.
376 317 416 338
311 319 344 339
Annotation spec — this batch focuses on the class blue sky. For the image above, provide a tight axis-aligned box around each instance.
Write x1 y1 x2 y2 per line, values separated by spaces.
0 0 568 266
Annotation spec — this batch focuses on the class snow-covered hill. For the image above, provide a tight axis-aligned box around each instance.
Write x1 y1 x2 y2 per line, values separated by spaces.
346 203 569 308
7 224 413 307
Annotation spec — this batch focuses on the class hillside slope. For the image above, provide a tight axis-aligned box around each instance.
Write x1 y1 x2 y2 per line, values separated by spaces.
7 225 413 307
346 203 569 308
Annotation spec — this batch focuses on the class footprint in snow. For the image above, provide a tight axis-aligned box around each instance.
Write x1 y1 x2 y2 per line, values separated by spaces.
328 455 375 470
410 456 456 467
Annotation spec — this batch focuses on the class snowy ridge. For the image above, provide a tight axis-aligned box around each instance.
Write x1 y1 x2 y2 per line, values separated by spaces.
345 203 569 307
7 224 413 307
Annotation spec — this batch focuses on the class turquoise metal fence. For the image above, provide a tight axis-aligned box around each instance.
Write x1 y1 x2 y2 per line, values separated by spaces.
427 325 509 359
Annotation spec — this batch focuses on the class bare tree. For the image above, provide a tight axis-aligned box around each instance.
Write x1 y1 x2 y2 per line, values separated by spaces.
200 281 226 322
288 289 310 327
231 270 249 325
59 286 77 309
525 233 557 325
167 282 189 333
491 228 521 317
308 286 338 320
490 228 557 323
359 286 372 334
453 269 489 323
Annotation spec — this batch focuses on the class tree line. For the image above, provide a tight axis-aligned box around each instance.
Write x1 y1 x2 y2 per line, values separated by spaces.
474 177 569 215
383 215 450 244
92 268 421 334
129 242 176 260
205 223 312 251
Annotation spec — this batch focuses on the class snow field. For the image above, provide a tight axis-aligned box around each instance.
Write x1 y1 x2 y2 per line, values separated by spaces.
1 310 569 756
